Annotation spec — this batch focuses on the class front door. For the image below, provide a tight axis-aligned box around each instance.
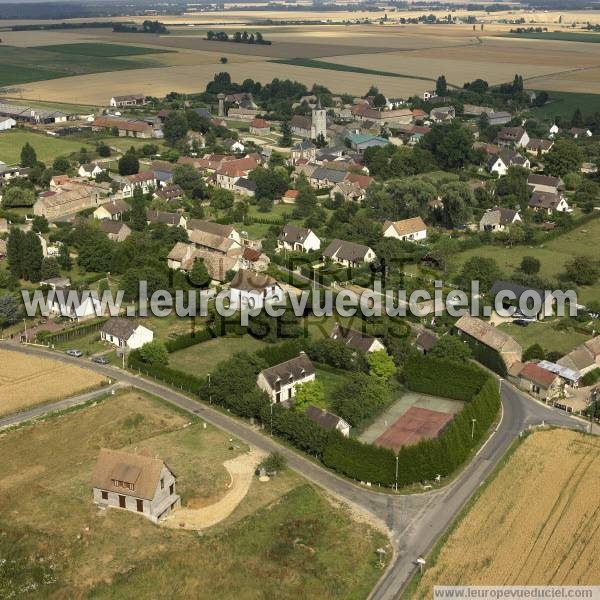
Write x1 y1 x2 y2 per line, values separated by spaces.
119 495 126 508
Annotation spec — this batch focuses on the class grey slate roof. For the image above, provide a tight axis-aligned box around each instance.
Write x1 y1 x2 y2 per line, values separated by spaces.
305 405 348 431
101 317 138 340
259 353 315 388
279 224 313 245
310 167 347 184
323 238 372 263
330 323 379 353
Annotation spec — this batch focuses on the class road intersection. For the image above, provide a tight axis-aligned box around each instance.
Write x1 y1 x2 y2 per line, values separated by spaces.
2 341 596 599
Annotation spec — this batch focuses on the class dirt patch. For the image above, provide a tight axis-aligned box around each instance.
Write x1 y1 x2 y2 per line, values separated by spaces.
163 447 266 530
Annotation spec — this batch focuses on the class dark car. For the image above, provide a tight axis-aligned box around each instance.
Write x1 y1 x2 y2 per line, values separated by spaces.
513 319 530 327
91 356 109 365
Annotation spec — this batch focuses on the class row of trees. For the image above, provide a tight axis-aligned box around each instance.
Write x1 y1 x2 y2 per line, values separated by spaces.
206 31 270 45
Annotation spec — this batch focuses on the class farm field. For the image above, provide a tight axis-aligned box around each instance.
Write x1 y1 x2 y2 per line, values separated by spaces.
0 390 387 598
6 19 600 103
504 31 600 44
0 44 164 87
527 90 600 120
407 429 600 597
455 217 600 305
0 129 94 165
498 320 591 356
167 335 270 376
0 347 107 417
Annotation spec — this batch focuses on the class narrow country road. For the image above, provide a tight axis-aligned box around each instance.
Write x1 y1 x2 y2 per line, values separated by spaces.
2 341 596 599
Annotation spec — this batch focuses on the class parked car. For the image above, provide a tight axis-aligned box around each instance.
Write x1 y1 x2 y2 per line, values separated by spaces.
66 349 83 357
513 319 530 327
91 356 109 365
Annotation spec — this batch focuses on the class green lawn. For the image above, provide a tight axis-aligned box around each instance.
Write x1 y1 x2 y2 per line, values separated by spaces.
34 43 172 57
0 45 163 87
498 320 591 355
455 217 600 305
527 90 600 120
0 130 94 165
168 335 270 376
315 364 348 406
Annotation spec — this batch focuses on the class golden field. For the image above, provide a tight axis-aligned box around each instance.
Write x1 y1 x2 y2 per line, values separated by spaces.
411 429 600 598
5 11 600 103
0 348 107 416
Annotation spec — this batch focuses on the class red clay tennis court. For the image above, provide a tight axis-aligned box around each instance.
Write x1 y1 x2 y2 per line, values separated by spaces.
374 406 454 452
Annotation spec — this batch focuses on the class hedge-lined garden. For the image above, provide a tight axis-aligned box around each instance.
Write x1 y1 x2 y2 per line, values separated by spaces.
129 325 501 488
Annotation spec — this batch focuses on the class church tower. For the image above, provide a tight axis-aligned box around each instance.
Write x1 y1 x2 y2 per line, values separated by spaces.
310 98 327 141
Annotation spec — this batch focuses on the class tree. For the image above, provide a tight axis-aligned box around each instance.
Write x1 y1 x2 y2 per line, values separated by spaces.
189 257 210 288
280 121 292 147
523 343 545 361
210 188 234 214
21 231 43 282
571 107 584 128
429 335 472 362
118 151 139 176
367 349 396 381
294 380 325 412
163 111 188 147
129 189 147 232
2 186 35 208
20 143 37 168
544 139 584 178
97 143 111 157
422 121 474 170
0 294 19 327
519 256 541 275
32 215 49 234
41 257 61 280
58 243 72 270
52 156 70 173
435 74 447 96
564 256 600 286
173 163 205 198
77 233 114 272
220 56 228 64
139 340 169 365
372 93 387 108
459 256 502 293
7 228 25 279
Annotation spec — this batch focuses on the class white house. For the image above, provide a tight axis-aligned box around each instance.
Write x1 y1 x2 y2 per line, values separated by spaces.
91 448 180 523
100 317 154 350
549 123 559 137
382 217 427 242
48 288 102 321
479 207 521 232
277 225 321 253
330 324 385 354
257 352 316 404
78 163 104 179
305 405 350 437
0 117 17 131
229 269 284 310
322 239 376 268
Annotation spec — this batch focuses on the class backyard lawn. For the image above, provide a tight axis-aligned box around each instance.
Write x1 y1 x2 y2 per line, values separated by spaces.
498 320 590 356
455 217 600 305
168 335 270 376
0 129 94 165
0 389 388 599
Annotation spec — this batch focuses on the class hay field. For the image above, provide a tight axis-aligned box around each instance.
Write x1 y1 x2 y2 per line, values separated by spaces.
0 348 106 416
410 429 600 598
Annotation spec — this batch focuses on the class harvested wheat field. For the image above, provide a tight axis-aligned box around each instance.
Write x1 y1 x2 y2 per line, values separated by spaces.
0 348 107 416
410 429 600 598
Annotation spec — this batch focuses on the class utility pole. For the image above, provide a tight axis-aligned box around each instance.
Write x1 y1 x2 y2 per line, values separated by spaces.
270 402 273 435
23 318 27 343
471 418 477 440
395 454 399 491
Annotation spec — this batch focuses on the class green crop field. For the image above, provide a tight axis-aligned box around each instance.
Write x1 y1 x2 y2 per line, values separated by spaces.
34 42 172 57
0 130 94 165
505 32 600 43
270 57 437 82
527 90 600 120
0 45 163 87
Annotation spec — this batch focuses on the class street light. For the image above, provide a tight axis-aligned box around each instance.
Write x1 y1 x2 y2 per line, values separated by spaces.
395 454 399 491
270 402 273 436
471 418 477 440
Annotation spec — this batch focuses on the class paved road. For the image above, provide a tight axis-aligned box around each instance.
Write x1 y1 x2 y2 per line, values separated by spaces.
0 382 121 429
3 342 596 599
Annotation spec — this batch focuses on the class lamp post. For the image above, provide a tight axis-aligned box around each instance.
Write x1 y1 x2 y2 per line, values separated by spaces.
395 454 399 492
23 318 27 343
270 402 273 436
471 418 477 440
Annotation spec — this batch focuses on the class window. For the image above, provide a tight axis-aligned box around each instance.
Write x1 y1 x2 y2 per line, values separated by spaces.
160 478 164 490
118 495 126 508
101 490 108 500
136 499 143 512
169 484 174 495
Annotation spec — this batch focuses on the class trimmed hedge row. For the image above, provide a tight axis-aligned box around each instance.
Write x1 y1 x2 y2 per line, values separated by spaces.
37 317 108 344
164 328 216 353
